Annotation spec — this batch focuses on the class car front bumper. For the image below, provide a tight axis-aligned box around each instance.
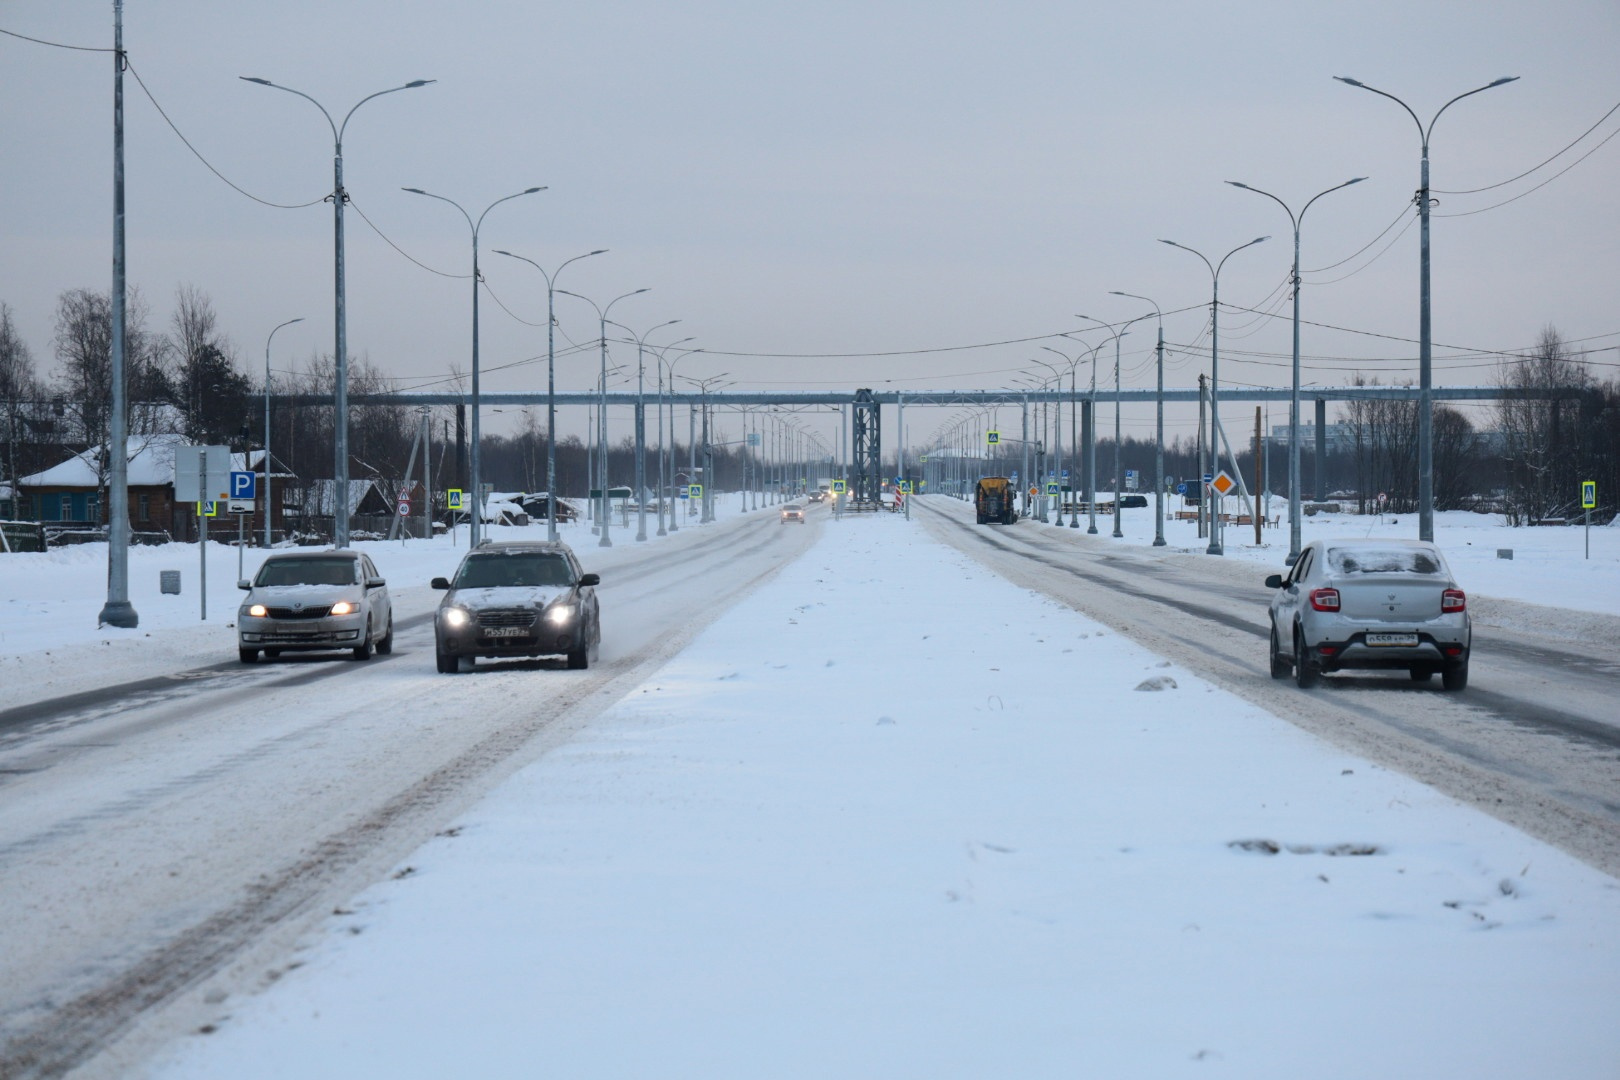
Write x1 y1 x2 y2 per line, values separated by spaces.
239 615 365 650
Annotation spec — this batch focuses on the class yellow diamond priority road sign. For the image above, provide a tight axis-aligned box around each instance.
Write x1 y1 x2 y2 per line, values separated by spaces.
1210 470 1236 497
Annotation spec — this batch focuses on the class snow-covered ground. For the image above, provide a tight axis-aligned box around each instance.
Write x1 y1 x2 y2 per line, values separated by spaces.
1006 494 1619 617
68 503 1607 1079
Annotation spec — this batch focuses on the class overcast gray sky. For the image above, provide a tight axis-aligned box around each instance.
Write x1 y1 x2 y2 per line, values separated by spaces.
4 0 1617 451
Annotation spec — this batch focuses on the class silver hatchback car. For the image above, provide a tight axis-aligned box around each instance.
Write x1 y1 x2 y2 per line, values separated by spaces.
237 550 394 663
1266 539 1470 690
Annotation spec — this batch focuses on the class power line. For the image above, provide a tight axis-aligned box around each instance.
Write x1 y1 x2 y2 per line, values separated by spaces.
124 58 326 210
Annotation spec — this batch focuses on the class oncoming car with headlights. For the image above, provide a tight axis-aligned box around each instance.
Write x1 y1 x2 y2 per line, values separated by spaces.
1266 538 1471 691
432 541 600 673
237 550 393 663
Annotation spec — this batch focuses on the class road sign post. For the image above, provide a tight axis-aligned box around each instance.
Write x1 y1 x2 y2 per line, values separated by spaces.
1583 480 1596 559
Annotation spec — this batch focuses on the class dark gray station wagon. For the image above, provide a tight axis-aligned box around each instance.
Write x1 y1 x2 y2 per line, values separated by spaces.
432 541 600 672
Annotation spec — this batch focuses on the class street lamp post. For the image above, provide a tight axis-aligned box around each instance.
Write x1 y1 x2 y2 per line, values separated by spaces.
1076 315 1147 536
1109 293 1168 546
1042 344 1087 527
1335 75 1518 543
1225 178 1366 563
262 316 305 548
656 346 702 534
493 248 607 542
403 185 545 548
1157 236 1269 555
240 75 434 548
558 288 650 547
606 320 687 541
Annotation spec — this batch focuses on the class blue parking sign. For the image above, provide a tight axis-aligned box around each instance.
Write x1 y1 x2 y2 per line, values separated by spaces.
230 470 256 499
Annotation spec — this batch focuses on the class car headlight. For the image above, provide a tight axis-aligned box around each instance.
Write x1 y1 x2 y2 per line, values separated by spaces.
443 606 470 628
330 600 356 616
546 604 576 625
248 604 268 617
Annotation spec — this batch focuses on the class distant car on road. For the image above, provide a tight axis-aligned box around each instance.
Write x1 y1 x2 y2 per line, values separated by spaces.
1119 494 1148 509
237 550 393 663
1266 539 1470 690
432 541 600 672
781 504 806 523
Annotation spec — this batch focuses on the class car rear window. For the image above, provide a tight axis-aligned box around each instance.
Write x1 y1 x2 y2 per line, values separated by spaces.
1326 548 1443 575
255 557 359 587
454 553 574 588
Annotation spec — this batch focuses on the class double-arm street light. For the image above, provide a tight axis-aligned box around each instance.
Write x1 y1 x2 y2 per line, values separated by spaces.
1108 292 1168 547
558 288 650 547
403 185 546 548
1040 345 1087 527
1027 356 1062 523
656 345 703 535
1225 177 1366 564
606 319 688 541
1336 74 1518 543
1158 236 1269 555
1079 313 1153 539
263 316 305 548
240 75 434 547
493 248 607 541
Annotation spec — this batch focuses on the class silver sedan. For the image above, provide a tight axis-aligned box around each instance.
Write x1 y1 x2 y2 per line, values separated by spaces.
1266 539 1471 690
237 550 394 663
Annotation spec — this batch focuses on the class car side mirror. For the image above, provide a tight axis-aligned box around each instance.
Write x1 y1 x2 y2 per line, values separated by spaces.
237 579 252 590
1264 574 1283 589
367 577 386 589
431 577 451 590
578 573 600 587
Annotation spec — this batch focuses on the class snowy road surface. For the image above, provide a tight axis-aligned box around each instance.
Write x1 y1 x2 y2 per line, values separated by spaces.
0 508 816 1078
140 503 1619 1079
0 497 1616 1077
914 495 1620 877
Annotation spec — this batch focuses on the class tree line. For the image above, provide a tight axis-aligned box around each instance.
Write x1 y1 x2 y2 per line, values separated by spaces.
4 291 1617 526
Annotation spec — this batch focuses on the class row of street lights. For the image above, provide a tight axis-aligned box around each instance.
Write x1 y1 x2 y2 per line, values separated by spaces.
238 73 1516 567
1032 75 1515 561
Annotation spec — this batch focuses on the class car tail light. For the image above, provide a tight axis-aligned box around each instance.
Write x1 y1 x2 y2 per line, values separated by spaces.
1442 589 1466 613
1309 587 1340 612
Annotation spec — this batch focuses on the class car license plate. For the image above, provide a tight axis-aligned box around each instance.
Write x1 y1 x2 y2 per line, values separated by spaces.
483 626 529 639
1366 632 1418 647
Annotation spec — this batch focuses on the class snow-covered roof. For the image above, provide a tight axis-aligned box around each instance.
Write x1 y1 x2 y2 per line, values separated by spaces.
296 479 389 517
17 433 191 489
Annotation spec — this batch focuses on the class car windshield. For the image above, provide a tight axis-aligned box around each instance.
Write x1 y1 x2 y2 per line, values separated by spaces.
255 557 360 587
453 553 574 589
1326 547 1443 575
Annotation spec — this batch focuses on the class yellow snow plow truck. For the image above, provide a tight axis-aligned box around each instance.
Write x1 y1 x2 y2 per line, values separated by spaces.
974 476 1018 525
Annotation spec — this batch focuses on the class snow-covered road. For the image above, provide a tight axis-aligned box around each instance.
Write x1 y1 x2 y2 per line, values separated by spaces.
135 503 1620 1080
913 495 1620 877
1 498 1617 1077
0 506 816 1078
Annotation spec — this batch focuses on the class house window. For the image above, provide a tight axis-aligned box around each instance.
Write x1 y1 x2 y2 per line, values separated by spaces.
61 494 73 520
138 493 150 522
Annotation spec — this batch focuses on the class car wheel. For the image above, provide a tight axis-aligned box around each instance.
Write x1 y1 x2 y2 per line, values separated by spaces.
1293 626 1320 689
1268 622 1290 679
376 616 394 655
239 647 258 664
435 647 457 674
1409 666 1434 683
567 640 589 669
1442 658 1469 692
353 619 374 661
